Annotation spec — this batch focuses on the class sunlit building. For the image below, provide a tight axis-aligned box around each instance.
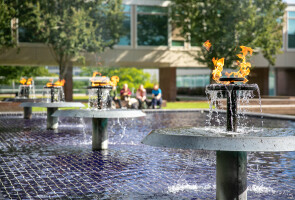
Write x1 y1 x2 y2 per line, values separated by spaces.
1 0 295 100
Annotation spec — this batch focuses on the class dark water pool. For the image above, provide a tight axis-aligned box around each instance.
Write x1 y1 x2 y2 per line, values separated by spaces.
0 112 295 199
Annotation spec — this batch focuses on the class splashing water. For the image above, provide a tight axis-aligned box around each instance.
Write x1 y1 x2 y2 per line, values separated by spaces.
205 84 262 131
88 88 111 110
42 87 65 103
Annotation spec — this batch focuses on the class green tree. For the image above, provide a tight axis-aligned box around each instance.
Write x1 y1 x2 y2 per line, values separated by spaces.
80 67 151 91
171 0 286 73
0 0 17 52
0 66 54 85
18 0 124 101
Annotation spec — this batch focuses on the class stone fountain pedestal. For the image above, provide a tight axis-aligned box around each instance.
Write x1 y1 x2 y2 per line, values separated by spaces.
142 127 295 200
52 109 146 150
20 102 84 129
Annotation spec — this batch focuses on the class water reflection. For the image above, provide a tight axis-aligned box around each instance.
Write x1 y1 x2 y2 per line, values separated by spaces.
0 112 294 199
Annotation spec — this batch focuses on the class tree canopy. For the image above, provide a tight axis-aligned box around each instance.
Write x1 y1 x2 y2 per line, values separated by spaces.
80 67 152 90
171 0 286 69
0 66 54 85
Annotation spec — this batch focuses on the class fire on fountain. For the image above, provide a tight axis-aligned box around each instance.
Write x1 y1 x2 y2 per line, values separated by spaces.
43 79 65 103
142 41 295 200
88 72 119 110
17 77 36 99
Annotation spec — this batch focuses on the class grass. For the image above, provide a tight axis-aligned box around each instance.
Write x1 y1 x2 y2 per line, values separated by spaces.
32 103 89 112
164 101 210 109
31 101 209 111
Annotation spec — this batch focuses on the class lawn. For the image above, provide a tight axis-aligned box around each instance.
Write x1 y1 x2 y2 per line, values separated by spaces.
31 101 209 112
164 101 210 109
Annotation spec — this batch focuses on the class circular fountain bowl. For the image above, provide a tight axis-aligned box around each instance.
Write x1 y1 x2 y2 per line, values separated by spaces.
206 83 258 91
87 85 113 89
52 109 146 118
142 127 295 152
20 102 85 108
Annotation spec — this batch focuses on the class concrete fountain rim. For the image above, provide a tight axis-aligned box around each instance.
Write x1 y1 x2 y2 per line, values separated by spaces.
142 126 295 152
19 102 85 108
52 109 146 118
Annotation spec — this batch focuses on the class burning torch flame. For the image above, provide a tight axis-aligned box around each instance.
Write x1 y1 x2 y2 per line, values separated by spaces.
225 46 253 83
26 78 32 85
46 79 65 87
110 76 120 86
212 57 225 84
90 72 120 87
20 78 33 85
20 78 27 85
203 40 212 51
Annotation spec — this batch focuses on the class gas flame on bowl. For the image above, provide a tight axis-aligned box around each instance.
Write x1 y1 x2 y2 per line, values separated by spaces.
46 79 65 87
20 78 33 85
203 40 212 51
90 72 119 87
203 40 253 84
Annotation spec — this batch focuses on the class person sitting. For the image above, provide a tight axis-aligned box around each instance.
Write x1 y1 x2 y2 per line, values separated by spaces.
136 84 148 109
151 84 162 109
120 83 131 101
109 86 122 108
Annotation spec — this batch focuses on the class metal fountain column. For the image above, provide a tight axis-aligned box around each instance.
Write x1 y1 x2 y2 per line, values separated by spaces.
216 78 249 200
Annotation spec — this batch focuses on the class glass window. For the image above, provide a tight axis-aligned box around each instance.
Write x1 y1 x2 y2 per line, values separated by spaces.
137 6 167 14
117 5 131 46
172 40 184 47
288 12 295 48
137 6 168 46
18 27 44 43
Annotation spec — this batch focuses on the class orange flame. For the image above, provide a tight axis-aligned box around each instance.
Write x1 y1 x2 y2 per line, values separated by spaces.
110 76 120 86
90 71 119 87
26 78 32 85
20 78 33 85
212 57 225 84
46 79 65 87
20 78 27 85
225 46 253 83
203 40 212 51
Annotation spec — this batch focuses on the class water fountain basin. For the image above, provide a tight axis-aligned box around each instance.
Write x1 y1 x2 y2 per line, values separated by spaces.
142 127 295 152
20 102 84 108
52 109 146 118
20 102 84 129
53 109 146 150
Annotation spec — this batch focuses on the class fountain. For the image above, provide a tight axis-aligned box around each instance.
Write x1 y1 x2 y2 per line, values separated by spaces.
20 79 84 129
52 72 146 150
142 44 295 199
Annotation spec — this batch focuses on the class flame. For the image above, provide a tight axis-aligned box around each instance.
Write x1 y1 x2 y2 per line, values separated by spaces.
212 57 225 84
20 78 27 85
26 78 32 85
225 46 253 83
110 76 120 86
205 40 253 84
203 40 212 51
46 79 65 87
20 78 33 85
90 72 120 87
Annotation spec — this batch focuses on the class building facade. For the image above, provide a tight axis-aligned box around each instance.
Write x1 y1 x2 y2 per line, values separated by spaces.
1 0 295 100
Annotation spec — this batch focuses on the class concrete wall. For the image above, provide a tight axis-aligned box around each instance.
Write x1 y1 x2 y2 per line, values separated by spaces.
276 68 295 96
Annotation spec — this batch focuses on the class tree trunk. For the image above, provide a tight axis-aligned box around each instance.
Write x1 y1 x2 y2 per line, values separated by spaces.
59 62 73 102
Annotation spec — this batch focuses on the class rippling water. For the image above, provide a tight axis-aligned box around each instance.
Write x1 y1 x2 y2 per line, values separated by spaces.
0 112 295 199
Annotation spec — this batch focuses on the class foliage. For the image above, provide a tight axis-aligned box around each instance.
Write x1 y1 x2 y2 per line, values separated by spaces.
80 67 152 90
164 102 210 109
26 0 124 76
171 0 286 68
0 66 54 84
0 0 17 51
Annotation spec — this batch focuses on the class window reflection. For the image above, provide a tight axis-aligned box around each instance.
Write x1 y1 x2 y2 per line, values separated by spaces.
288 11 295 48
117 5 131 46
137 6 168 46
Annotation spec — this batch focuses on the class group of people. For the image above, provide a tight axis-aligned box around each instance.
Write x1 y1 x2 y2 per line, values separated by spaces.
108 84 162 109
